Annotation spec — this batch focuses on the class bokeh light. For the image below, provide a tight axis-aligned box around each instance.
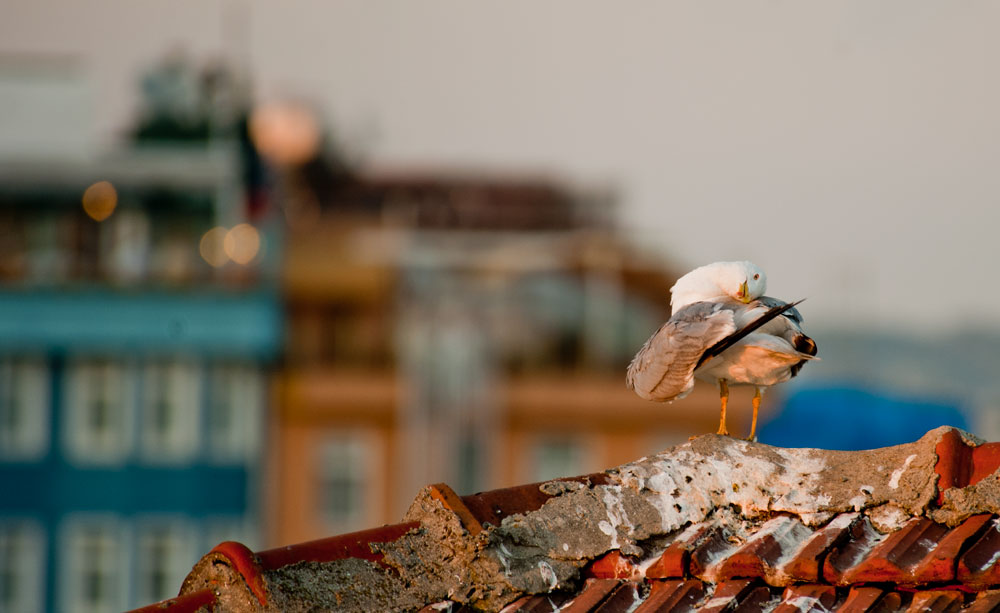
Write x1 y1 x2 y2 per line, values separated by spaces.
249 101 320 166
223 223 261 265
81 180 118 221
199 226 229 267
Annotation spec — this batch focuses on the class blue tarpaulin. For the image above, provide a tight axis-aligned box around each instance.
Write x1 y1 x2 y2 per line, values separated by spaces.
760 385 968 450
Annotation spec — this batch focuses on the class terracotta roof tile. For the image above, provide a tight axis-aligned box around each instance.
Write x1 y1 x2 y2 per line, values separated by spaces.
586 581 641 612
727 583 775 612
632 579 704 613
957 516 1000 589
824 515 890 585
773 584 837 613
905 589 965 613
644 523 719 579
559 579 628 612
459 473 613 528
911 514 995 584
255 520 420 569
585 550 637 580
688 525 736 581
709 515 815 584
127 427 1000 613
779 512 859 583
935 430 1000 504
835 585 894 613
843 517 951 583
965 590 1000 613
695 579 758 613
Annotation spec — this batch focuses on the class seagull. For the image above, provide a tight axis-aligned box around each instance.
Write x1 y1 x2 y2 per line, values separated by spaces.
626 261 817 440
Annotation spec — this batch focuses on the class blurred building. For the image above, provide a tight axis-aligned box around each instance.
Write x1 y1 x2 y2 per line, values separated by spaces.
268 170 750 547
0 56 280 613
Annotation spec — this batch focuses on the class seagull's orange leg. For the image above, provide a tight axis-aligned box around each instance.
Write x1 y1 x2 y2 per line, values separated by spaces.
717 379 730 436
746 387 761 441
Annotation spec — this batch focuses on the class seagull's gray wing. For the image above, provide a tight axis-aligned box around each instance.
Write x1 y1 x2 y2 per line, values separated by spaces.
626 302 737 402
757 295 804 323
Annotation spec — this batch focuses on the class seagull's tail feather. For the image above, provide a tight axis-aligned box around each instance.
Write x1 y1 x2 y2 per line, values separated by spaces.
790 330 818 376
792 332 817 356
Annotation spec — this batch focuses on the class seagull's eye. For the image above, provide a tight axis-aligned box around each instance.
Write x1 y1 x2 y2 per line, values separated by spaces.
753 273 760 280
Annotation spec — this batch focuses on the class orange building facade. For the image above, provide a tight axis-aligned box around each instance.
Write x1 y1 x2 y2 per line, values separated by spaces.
264 177 761 547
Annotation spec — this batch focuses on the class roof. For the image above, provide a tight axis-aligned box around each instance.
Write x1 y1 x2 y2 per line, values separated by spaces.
128 426 1000 613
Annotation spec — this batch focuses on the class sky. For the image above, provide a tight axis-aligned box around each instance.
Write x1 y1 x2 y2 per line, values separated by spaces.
3 1 1000 334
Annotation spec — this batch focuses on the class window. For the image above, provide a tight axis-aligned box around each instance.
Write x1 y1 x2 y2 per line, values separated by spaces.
532 437 585 482
26 214 69 283
0 357 50 461
133 519 196 606
318 434 375 533
0 520 45 613
104 209 150 283
64 360 134 464
205 364 262 463
61 517 127 613
140 360 200 463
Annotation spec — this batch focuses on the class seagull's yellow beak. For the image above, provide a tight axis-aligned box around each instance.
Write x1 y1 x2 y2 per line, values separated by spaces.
738 280 752 303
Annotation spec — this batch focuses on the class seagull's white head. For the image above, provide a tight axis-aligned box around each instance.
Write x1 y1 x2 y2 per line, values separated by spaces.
669 260 767 314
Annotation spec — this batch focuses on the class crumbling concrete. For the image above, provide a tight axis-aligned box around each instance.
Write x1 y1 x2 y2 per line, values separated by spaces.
181 425 999 612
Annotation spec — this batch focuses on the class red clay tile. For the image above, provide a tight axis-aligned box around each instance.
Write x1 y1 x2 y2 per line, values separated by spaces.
689 528 739 581
957 516 1000 589
429 483 485 535
779 513 860 583
965 589 1000 613
773 584 837 613
933 430 998 506
710 515 813 584
592 581 640 612
460 473 612 529
697 580 756 613
644 524 719 579
835 586 888 612
904 590 964 613
729 585 775 613
124 588 217 613
868 591 904 613
255 521 420 570
937 429 974 503
559 578 625 612
971 444 1000 488
633 579 705 613
208 541 267 606
823 516 889 585
840 517 949 584
910 514 995 584
586 550 637 579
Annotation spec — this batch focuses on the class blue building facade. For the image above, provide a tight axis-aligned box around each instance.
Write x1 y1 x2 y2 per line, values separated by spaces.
0 148 281 612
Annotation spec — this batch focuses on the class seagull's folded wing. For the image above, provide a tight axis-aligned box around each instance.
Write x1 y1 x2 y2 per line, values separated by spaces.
626 302 737 402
